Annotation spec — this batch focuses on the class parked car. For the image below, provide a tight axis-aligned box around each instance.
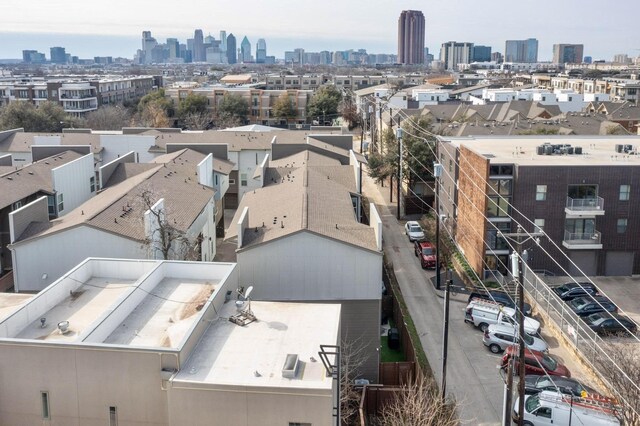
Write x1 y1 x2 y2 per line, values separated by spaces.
584 312 638 336
404 221 425 242
414 240 436 268
465 301 541 335
523 375 596 397
513 391 620 426
501 346 570 377
551 282 598 301
568 296 617 317
483 324 548 354
468 290 532 316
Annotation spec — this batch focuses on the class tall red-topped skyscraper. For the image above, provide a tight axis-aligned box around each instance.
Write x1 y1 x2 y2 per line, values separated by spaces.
398 10 425 65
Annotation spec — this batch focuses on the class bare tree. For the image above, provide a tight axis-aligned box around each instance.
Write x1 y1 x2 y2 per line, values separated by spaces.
377 374 458 426
137 188 201 261
183 112 213 130
85 106 131 130
340 337 370 425
596 343 640 425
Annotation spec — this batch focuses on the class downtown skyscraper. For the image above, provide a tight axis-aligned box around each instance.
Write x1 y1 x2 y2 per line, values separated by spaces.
193 29 205 62
504 38 538 63
397 10 425 65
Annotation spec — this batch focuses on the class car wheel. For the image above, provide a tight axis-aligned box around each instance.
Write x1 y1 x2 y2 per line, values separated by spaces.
489 344 501 354
479 323 489 332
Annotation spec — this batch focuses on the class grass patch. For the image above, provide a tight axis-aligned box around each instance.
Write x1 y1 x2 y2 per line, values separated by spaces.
380 336 406 362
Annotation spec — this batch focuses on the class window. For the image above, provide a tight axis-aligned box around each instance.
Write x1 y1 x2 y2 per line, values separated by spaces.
47 195 56 216
57 193 64 212
109 406 117 426
214 174 219 185
449 159 453 173
489 179 512 196
90 176 96 192
536 185 547 201
229 179 235 185
536 407 552 419
240 173 247 186
534 219 545 233
620 184 631 201
486 197 510 217
41 391 50 419
617 218 628 234
12 201 23 210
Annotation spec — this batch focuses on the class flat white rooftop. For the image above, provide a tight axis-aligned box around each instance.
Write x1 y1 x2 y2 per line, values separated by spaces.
0 294 33 321
104 278 217 347
445 136 640 166
174 301 340 390
16 278 133 342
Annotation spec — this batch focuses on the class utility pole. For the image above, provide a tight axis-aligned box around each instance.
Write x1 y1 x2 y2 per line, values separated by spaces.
360 112 365 153
433 161 443 290
368 105 374 152
500 225 542 426
441 268 452 400
396 126 403 220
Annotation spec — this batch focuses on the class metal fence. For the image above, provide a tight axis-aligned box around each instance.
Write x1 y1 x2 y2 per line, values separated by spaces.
522 266 640 416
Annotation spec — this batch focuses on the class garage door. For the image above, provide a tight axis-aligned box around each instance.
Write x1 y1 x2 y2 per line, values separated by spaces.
605 251 634 276
568 251 597 276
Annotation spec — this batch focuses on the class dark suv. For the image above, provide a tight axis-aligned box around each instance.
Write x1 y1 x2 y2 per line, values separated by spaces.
568 296 617 317
551 282 598 301
467 291 532 316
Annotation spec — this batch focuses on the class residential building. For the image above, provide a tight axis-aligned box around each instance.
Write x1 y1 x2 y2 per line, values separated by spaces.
472 45 492 62
227 148 381 380
9 149 218 291
505 39 538 63
613 54 630 64
438 135 640 277
440 41 474 70
0 148 95 287
256 38 267 63
226 33 237 64
0 258 339 426
553 44 584 64
49 46 66 64
397 10 425 65
492 52 504 63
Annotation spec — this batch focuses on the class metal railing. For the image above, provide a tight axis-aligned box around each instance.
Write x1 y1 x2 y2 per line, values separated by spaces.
563 230 601 245
566 196 604 211
522 266 640 417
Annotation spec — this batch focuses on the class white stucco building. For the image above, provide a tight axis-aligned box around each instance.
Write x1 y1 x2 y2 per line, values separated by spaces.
0 258 340 426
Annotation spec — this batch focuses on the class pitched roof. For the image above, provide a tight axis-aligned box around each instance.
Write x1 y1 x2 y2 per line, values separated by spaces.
227 159 377 253
0 132 101 154
0 151 84 210
269 150 342 168
15 149 214 244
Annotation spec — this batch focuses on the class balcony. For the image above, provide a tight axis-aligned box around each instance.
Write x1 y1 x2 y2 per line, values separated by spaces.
565 196 604 217
562 230 602 250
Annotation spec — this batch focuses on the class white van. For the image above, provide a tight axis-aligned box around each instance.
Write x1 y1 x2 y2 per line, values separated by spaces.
513 391 620 426
465 300 541 335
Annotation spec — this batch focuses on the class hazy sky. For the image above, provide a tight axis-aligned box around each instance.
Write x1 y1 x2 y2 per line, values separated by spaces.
0 0 638 60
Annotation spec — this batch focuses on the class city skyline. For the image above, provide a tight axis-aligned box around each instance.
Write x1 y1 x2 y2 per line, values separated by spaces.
0 0 638 61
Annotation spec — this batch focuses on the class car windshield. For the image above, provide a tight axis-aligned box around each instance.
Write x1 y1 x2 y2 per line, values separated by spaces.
422 247 434 255
409 225 422 232
541 354 558 371
588 313 606 325
523 334 534 345
525 395 541 413
570 298 589 309
556 284 569 293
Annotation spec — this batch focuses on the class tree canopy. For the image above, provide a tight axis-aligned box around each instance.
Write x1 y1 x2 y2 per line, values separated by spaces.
0 101 84 132
215 94 249 128
85 106 131 130
177 93 208 118
272 93 296 121
307 85 342 123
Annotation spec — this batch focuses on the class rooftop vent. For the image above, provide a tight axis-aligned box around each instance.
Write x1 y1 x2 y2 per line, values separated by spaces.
615 144 635 154
58 321 70 334
536 143 582 156
282 354 300 379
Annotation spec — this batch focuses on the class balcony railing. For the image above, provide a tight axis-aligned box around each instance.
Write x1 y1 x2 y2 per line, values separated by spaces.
562 230 602 249
565 196 604 216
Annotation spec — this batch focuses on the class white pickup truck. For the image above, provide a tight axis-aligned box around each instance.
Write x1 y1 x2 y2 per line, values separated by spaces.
465 300 541 335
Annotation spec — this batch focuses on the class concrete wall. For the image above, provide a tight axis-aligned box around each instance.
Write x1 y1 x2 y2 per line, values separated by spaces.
12 227 145 292
167 384 332 426
99 151 136 188
8 196 49 243
51 154 95 216
237 231 381 301
100 134 157 164
0 343 169 426
31 145 92 163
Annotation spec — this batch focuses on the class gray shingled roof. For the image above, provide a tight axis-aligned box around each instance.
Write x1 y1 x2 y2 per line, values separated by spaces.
0 151 84 210
226 159 377 253
0 132 102 154
14 149 214 244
